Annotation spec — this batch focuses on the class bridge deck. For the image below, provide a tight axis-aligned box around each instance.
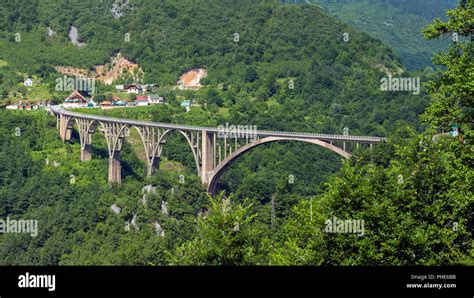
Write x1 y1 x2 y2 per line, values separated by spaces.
51 106 386 144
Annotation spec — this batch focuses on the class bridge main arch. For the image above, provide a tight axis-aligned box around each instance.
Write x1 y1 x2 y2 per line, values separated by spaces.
206 136 351 195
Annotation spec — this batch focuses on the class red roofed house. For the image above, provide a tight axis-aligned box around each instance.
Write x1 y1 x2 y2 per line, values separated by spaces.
63 90 90 108
135 95 149 106
124 84 143 94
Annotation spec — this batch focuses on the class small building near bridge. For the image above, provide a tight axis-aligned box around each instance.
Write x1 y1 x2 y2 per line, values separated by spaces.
180 100 191 112
63 90 91 108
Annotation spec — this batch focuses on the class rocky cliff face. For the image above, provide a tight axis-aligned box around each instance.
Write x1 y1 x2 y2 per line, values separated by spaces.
55 53 143 85
178 68 207 90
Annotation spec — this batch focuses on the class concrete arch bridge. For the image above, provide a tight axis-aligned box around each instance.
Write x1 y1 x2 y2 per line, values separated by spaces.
50 106 386 194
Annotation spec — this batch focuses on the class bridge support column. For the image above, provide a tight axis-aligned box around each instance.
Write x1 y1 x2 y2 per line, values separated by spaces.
81 144 92 161
201 130 215 185
102 122 126 185
59 115 66 141
147 157 160 176
59 114 73 142
65 129 72 141
76 118 96 162
108 151 121 184
136 126 163 177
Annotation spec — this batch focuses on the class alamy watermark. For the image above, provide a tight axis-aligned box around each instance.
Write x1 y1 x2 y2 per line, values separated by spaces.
0 217 38 237
217 122 257 141
55 75 96 94
18 272 55 292
380 75 420 95
325 216 365 236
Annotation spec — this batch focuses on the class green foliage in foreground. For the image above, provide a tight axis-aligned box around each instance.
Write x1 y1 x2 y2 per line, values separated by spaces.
173 130 473 265
271 131 473 265
421 0 474 143
171 195 269 265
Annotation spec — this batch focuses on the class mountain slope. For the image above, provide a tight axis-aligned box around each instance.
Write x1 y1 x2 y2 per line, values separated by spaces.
298 0 458 69
1 0 426 132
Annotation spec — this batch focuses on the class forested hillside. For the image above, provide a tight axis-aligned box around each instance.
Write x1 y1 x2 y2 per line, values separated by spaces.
306 0 457 69
0 0 432 200
0 0 472 265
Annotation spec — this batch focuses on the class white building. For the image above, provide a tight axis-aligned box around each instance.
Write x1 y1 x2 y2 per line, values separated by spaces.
6 104 18 110
124 84 143 94
148 94 164 104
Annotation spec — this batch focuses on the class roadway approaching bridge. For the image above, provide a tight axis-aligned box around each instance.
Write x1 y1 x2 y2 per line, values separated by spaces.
50 105 386 194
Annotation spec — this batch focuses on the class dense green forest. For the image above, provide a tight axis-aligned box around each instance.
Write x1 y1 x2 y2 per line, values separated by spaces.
0 0 472 265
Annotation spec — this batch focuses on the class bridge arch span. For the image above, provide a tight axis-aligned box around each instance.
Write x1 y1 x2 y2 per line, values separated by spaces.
72 118 100 159
156 128 201 176
207 136 351 195
51 105 385 188
98 121 130 156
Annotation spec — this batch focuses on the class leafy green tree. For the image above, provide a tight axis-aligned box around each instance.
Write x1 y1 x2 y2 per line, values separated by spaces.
244 66 258 83
171 193 268 265
207 89 223 107
422 0 474 141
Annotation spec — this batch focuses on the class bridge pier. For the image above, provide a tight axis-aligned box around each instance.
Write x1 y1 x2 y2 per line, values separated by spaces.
102 122 126 185
147 157 160 176
201 130 215 184
136 126 163 177
59 114 73 142
81 144 93 161
59 115 65 141
108 151 121 184
65 128 72 141
76 118 96 162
